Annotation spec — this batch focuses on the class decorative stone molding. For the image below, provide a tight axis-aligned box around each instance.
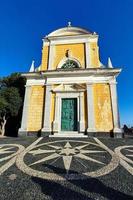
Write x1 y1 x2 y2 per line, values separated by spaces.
52 88 85 135
42 38 50 47
26 79 46 86
47 26 92 37
57 57 81 69
44 35 98 45
52 84 86 93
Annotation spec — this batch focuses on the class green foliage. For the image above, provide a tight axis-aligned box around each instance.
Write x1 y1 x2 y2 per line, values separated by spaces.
0 97 8 119
0 87 22 118
0 73 26 97
0 73 25 136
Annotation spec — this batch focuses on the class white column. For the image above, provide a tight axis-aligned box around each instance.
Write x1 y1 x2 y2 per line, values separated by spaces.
48 43 54 70
42 85 52 133
18 85 31 136
85 42 91 68
109 80 122 137
53 94 60 133
79 92 85 132
86 83 96 132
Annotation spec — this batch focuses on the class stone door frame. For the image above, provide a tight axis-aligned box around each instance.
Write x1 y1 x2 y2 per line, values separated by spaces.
53 91 85 135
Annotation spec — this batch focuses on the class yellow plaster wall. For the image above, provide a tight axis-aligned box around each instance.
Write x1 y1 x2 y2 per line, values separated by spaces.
93 84 113 132
90 42 100 67
52 43 85 69
40 42 100 70
41 46 49 71
27 86 44 131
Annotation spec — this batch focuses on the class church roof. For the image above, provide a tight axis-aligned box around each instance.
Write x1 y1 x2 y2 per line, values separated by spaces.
47 25 92 37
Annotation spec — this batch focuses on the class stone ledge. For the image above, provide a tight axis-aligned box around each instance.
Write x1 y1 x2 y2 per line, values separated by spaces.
49 133 88 138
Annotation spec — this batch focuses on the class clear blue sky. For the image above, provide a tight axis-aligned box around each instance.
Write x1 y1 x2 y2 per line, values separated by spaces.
0 0 133 126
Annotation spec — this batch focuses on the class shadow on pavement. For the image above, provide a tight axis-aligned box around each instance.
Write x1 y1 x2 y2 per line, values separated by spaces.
32 164 133 200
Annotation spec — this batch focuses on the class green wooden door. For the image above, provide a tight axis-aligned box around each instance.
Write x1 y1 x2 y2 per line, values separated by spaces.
61 98 77 131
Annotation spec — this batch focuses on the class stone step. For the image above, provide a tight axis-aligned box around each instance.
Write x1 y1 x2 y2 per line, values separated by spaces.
49 133 88 138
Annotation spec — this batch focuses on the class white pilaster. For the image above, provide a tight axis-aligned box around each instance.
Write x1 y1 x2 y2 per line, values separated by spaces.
109 80 122 136
18 85 31 135
42 85 52 132
86 83 96 132
53 94 60 132
79 92 85 132
48 43 54 70
85 42 91 68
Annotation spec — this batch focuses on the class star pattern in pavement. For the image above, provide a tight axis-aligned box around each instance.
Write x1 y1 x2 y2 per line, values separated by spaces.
29 141 106 173
0 146 15 155
0 146 16 162
125 148 133 158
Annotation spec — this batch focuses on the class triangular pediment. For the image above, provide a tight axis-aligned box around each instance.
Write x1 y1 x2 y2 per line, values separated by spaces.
52 84 86 92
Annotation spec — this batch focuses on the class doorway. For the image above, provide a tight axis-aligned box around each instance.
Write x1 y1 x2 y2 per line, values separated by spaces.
61 98 78 131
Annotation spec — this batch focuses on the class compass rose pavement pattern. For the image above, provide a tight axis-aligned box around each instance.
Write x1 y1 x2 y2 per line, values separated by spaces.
0 137 133 200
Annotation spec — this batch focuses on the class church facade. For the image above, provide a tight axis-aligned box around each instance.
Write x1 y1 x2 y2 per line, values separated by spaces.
19 24 122 137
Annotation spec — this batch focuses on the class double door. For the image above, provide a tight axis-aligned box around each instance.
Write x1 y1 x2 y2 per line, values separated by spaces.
61 98 78 131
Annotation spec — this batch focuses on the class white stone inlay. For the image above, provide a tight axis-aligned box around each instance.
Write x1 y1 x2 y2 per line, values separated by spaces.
0 138 132 180
16 138 119 180
0 144 25 175
115 145 133 175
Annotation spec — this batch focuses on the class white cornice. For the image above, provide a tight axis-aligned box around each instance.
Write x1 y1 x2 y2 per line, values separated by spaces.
47 26 92 37
21 68 121 78
43 34 98 46
41 68 122 77
46 33 98 40
26 79 46 86
46 76 113 84
21 68 121 86
21 72 41 79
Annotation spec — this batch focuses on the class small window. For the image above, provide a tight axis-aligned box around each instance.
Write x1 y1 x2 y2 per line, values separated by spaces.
61 59 79 69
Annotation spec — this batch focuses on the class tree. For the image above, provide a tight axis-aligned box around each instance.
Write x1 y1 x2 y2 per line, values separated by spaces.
0 73 25 136
0 97 8 136
0 73 25 98
0 87 22 136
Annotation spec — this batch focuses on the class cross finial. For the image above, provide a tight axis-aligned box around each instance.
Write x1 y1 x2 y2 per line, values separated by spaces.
68 21 71 27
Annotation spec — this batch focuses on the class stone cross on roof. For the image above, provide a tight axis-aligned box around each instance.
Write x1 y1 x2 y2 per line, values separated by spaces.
68 21 72 27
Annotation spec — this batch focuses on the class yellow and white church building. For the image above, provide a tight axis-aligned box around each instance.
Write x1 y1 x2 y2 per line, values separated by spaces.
19 23 123 137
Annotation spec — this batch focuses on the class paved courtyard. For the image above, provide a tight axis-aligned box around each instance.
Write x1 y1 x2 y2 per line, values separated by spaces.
0 136 133 200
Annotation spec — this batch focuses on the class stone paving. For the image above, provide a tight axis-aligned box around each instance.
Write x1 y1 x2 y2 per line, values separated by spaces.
0 136 133 200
